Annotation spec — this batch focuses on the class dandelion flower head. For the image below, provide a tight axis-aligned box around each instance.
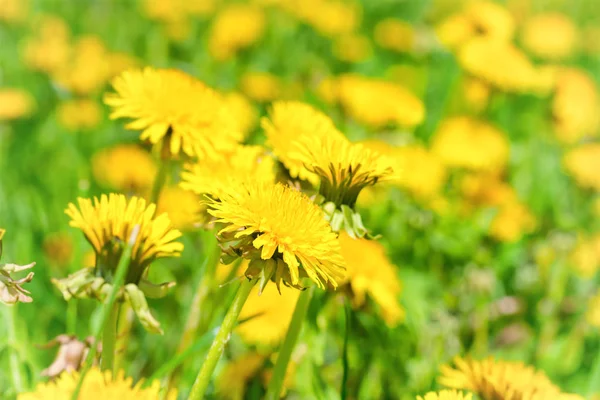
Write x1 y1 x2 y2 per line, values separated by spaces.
22 15 71 74
206 181 346 290
489 200 536 242
105 67 242 159
374 19 415 53
157 186 204 230
241 72 282 103
216 353 266 400
521 13 578 61
57 98 102 131
223 92 257 138
587 290 600 328
417 390 473 400
0 88 35 121
65 193 183 284
92 144 156 194
209 4 265 61
564 143 600 191
569 235 600 278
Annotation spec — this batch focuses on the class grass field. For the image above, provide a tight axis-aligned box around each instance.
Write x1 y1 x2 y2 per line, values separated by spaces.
1 0 600 399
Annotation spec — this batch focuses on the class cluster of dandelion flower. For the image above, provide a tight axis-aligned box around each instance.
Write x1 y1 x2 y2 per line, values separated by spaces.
289 132 397 238
0 229 36 305
52 194 183 333
204 181 346 292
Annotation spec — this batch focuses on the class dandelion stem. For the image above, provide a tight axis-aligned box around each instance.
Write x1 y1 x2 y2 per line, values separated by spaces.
188 277 257 400
5 304 25 394
265 286 313 400
71 226 139 400
150 159 169 205
100 303 120 372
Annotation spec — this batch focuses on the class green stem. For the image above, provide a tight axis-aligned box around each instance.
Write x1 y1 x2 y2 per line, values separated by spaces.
114 304 134 371
5 305 25 393
71 226 138 400
67 299 78 335
588 340 600 395
265 287 313 400
100 303 120 372
150 159 169 205
341 300 351 400
187 278 257 400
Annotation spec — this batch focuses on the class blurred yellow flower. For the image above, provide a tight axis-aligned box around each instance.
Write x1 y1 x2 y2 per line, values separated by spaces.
22 15 71 74
374 19 414 52
57 98 102 131
240 72 282 103
460 173 516 207
464 0 515 41
262 101 343 185
92 144 156 194
333 33 372 63
489 200 536 242
552 68 600 144
206 181 346 290
294 0 360 37
435 13 474 49
439 356 565 399
291 132 396 207
142 0 215 23
335 74 425 128
521 13 578 60
54 36 110 95
18 367 170 400
431 117 509 172
181 145 275 199
569 235 600 278
417 390 473 400
587 291 600 328
223 92 257 138
216 353 266 400
43 232 73 268
209 4 265 61
0 0 28 22
564 143 600 191
65 194 183 283
462 78 490 111
0 89 35 121
237 280 300 345
459 37 541 93
582 26 600 57
105 67 242 159
395 145 448 199
157 186 203 230
339 233 404 326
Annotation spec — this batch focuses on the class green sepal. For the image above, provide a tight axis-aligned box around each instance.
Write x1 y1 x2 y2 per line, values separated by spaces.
51 267 98 301
138 279 176 299
124 284 163 335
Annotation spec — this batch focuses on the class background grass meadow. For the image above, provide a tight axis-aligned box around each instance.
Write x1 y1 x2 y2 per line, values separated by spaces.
1 0 600 398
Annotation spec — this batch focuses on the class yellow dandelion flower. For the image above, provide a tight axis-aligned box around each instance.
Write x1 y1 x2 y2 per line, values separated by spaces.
464 0 515 41
57 98 102 131
65 193 183 284
105 67 242 159
206 181 346 290
439 356 563 399
521 13 578 61
394 145 448 199
333 33 372 63
223 92 257 138
587 291 600 328
107 52 139 79
22 15 71 74
339 233 404 326
262 101 343 185
374 19 415 53
336 74 425 128
209 4 265 61
569 235 600 278
0 0 28 23
431 117 509 172
157 186 203 230
417 390 473 400
216 353 266 400
460 173 516 208
92 144 156 194
462 78 490 112
43 232 73 267
553 68 600 144
290 132 396 208
181 145 275 199
435 13 475 49
18 367 173 400
564 143 600 191
459 37 539 93
489 201 536 242
295 0 360 37
240 72 282 103
0 88 35 121
238 276 301 345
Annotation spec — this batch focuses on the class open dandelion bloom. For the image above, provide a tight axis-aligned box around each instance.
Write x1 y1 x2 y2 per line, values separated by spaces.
335 74 425 128
339 233 404 326
18 367 172 400
489 201 536 242
22 16 70 75
435 13 475 49
157 186 203 230
569 235 600 278
262 101 343 185
0 0 28 23
521 13 578 60
374 19 414 53
209 4 265 61
206 181 345 290
333 33 372 63
395 145 447 199
464 0 515 41
431 117 509 172
417 390 473 400
552 68 600 144
240 72 282 103
57 98 102 131
459 37 541 93
564 143 600 191
181 145 275 199
439 357 577 399
216 353 266 400
105 67 242 159
92 144 157 194
237 277 301 345
65 194 183 283
292 0 360 37
587 291 600 328
223 92 257 138
0 88 35 121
